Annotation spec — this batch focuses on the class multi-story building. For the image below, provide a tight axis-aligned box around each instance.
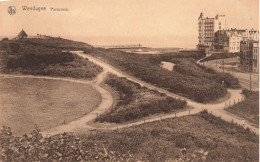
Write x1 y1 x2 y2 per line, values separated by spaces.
240 40 259 73
252 41 259 73
213 30 229 51
197 12 226 50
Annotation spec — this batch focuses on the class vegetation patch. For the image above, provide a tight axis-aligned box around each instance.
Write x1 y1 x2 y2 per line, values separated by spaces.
87 49 239 102
0 38 102 79
1 111 258 161
226 89 259 125
96 74 186 123
200 52 239 62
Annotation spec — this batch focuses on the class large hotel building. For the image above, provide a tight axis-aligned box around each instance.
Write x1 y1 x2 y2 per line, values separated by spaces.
197 12 226 50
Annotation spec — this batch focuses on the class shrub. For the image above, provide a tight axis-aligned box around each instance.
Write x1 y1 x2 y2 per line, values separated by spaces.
200 53 238 62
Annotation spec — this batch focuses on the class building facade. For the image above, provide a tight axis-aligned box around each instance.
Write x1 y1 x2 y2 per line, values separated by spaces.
240 40 259 73
214 28 259 53
198 13 226 50
252 41 259 73
228 33 242 53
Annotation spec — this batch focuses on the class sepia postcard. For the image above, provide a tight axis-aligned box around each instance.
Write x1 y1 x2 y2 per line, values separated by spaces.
0 0 259 161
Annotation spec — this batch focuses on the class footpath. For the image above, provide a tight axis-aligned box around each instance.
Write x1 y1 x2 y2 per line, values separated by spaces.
2 52 258 136
74 51 258 134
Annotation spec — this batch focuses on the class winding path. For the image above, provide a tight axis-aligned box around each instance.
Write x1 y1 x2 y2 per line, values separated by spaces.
73 51 259 134
1 52 258 136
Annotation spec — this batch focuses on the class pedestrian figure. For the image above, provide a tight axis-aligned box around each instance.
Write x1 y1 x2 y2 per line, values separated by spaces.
242 118 245 127
181 148 187 160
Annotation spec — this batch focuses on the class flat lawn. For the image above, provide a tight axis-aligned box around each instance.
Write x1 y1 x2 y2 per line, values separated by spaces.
0 77 101 135
226 89 259 125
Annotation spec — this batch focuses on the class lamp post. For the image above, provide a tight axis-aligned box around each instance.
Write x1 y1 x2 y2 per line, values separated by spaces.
249 53 252 91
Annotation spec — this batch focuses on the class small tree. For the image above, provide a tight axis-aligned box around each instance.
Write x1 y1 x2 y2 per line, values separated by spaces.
1 37 8 41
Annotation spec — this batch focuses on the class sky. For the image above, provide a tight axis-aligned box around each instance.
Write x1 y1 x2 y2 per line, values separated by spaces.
0 0 259 48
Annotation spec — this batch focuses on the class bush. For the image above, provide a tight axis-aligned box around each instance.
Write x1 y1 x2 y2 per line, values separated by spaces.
1 37 8 41
200 53 238 62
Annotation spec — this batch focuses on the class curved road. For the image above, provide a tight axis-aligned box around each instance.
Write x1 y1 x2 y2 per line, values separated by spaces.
74 51 258 134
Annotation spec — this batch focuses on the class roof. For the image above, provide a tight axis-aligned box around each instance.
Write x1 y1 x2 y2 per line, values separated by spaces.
18 29 27 37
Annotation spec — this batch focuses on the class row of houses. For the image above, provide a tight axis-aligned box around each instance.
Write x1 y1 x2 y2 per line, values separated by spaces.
197 13 259 73
214 28 259 53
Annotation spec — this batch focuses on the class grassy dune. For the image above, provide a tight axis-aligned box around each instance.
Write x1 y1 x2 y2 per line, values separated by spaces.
87 49 239 102
96 74 186 123
0 38 102 79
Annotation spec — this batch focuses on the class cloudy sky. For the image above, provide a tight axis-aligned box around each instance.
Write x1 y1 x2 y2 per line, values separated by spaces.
0 0 258 48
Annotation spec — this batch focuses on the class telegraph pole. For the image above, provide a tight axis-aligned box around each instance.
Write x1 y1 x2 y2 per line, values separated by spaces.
249 57 252 91
222 54 224 73
250 69 252 91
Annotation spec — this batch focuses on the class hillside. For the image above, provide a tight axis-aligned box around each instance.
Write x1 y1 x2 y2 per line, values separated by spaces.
86 49 239 102
0 37 101 79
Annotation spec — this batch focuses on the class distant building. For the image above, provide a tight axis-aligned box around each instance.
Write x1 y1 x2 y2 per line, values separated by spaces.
214 28 259 53
17 29 28 39
252 41 259 73
240 40 259 73
213 30 229 52
197 12 226 51
228 33 242 53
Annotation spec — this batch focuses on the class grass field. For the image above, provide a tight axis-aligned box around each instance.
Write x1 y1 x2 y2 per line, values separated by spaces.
226 89 259 125
0 77 101 135
1 111 258 161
